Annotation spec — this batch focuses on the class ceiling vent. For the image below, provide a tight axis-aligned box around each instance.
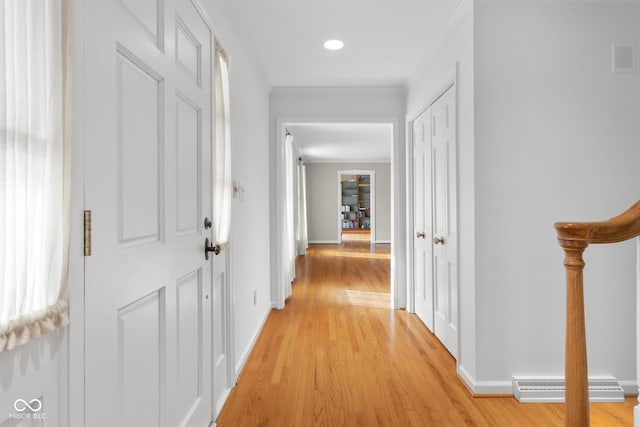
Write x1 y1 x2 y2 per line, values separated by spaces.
513 377 624 403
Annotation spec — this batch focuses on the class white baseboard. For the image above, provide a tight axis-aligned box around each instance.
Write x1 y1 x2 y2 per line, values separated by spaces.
375 240 391 244
215 388 231 419
457 365 478 393
472 381 513 394
634 403 640 427
457 365 512 395
235 306 271 380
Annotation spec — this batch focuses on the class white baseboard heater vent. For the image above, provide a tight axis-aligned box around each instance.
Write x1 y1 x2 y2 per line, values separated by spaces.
512 377 624 403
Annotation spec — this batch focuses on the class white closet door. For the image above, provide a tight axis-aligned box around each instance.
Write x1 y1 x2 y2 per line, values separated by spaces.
413 107 434 331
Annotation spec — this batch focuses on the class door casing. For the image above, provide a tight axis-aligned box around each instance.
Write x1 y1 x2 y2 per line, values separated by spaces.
273 116 401 309
406 65 460 357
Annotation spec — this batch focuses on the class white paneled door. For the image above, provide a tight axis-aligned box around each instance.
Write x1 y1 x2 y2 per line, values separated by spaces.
412 107 434 331
84 0 220 426
412 85 458 359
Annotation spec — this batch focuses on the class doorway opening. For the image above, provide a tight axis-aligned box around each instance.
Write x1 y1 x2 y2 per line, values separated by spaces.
274 119 400 309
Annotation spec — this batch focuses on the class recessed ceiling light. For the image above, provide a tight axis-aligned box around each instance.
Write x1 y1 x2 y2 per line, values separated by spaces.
324 39 344 50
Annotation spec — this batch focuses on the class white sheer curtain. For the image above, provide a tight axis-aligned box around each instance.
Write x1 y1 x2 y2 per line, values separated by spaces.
213 42 232 247
0 0 70 352
297 162 308 255
282 132 296 298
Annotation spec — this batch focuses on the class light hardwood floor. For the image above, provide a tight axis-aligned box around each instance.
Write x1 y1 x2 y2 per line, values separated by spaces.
216 242 635 426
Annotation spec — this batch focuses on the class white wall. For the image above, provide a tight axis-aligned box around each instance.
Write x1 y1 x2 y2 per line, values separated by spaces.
406 3 476 382
306 163 391 243
270 87 407 308
200 0 273 377
0 331 68 426
473 2 640 390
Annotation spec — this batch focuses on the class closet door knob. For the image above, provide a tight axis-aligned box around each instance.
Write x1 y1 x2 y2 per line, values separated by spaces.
434 236 445 245
416 232 426 239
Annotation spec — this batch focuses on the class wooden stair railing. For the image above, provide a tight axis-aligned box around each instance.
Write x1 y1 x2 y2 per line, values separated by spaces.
555 200 640 427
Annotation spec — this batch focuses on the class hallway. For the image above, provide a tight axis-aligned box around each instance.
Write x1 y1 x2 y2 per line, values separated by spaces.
216 242 634 426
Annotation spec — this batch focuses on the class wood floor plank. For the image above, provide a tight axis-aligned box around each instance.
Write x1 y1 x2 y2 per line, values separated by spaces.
216 242 635 426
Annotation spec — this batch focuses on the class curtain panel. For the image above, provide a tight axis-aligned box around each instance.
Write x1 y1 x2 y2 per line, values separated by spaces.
297 162 308 256
212 42 232 247
283 133 296 298
300 164 308 254
0 0 70 352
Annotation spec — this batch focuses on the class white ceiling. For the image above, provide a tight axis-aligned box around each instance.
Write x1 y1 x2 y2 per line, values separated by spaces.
224 0 468 87
223 0 640 163
224 0 468 162
288 123 392 163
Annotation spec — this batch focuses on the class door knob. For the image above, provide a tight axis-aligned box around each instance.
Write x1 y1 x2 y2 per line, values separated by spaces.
433 236 445 245
416 232 426 239
204 217 212 229
204 237 221 260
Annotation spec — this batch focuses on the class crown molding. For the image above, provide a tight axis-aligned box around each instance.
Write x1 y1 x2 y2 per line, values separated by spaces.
406 0 473 89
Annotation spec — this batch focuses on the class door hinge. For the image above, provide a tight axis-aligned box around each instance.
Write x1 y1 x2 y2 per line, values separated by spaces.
84 210 92 256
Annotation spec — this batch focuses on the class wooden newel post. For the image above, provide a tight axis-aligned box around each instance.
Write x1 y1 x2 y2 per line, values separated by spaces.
559 239 589 427
555 200 640 427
